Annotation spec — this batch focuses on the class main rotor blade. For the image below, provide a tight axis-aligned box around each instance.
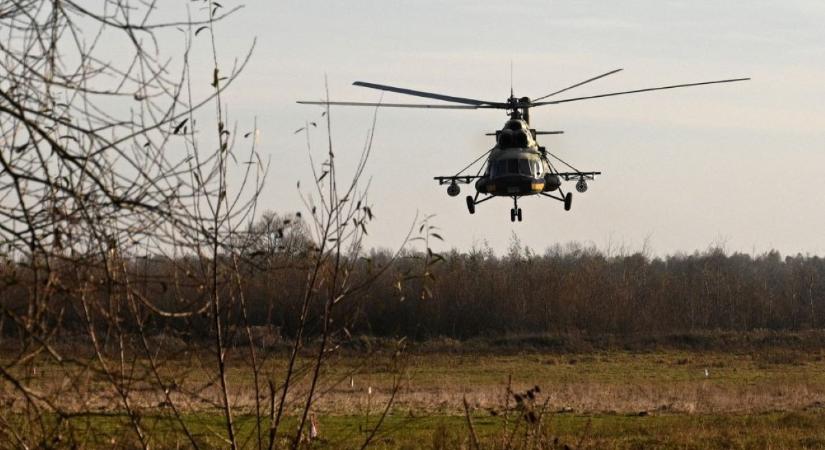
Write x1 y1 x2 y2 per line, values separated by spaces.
532 68 623 102
353 81 506 107
533 77 750 106
297 100 479 109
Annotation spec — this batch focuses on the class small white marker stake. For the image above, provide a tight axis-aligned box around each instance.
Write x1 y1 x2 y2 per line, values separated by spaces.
309 413 319 440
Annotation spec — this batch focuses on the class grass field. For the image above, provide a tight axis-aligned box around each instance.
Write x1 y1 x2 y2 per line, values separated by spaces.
5 340 825 448
22 410 825 449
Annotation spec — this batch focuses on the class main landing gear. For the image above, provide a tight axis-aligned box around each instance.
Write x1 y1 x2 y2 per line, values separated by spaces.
540 189 574 212
510 197 523 222
466 195 476 214
466 193 494 216
465 191 572 221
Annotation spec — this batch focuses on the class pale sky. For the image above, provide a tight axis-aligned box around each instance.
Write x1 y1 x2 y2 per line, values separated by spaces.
182 1 825 256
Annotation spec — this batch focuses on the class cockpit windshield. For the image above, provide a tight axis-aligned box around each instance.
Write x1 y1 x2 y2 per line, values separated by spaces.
491 158 541 177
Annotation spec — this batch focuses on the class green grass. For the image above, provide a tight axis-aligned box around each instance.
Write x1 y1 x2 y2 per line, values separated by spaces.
11 410 825 449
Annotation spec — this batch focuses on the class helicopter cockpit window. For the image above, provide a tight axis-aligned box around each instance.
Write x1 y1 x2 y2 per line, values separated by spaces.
493 159 535 176
507 159 519 174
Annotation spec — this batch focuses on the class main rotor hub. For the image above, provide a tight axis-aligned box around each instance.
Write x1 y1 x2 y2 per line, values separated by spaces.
507 96 532 123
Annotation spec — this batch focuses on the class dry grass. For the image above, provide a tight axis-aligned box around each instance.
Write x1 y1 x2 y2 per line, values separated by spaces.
6 348 825 448
5 349 825 417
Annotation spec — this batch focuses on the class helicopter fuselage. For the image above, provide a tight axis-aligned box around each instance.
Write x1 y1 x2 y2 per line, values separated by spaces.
475 148 547 197
472 118 561 198
435 114 589 221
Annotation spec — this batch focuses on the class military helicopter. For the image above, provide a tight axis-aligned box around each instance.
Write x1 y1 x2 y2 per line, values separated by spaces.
298 70 748 221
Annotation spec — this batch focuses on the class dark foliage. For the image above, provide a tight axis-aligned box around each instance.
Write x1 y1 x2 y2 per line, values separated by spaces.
5 239 825 343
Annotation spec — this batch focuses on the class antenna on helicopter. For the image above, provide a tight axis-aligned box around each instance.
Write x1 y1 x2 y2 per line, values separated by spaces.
509 60 514 99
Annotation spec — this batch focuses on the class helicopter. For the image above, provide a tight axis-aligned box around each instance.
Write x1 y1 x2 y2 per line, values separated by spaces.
298 70 749 221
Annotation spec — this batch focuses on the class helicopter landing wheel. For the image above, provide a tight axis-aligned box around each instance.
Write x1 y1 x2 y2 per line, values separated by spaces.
511 197 521 222
564 192 573 211
466 196 475 214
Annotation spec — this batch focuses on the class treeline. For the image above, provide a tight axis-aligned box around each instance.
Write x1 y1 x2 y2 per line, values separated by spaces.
367 245 825 338
5 242 822 341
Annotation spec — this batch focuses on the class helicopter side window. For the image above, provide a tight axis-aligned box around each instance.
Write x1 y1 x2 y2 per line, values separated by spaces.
529 160 541 176
518 159 531 175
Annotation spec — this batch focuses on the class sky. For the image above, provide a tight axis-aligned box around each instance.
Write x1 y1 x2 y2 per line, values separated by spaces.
171 0 825 256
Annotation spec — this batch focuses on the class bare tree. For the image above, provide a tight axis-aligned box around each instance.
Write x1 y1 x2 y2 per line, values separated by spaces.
0 1 264 447
0 3 419 449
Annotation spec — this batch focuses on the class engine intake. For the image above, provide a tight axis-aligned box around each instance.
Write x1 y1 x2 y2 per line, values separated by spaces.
543 174 561 192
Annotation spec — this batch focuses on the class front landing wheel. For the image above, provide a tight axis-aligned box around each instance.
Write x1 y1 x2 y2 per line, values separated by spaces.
510 208 516 222
466 196 476 214
564 192 573 211
517 208 523 222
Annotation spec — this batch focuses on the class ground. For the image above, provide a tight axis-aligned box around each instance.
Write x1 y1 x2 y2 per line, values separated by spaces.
5 342 825 448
